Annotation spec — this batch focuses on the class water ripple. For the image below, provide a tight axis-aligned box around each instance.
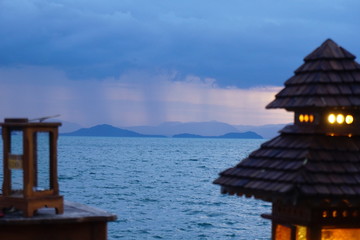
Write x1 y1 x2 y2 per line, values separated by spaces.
53 137 271 239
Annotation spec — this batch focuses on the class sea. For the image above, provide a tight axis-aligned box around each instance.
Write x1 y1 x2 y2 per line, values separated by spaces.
2 137 272 240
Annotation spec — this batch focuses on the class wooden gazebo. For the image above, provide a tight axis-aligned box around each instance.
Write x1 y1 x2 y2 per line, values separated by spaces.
214 39 360 240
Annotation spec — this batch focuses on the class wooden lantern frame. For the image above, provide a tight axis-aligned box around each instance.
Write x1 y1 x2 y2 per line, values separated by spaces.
0 118 63 217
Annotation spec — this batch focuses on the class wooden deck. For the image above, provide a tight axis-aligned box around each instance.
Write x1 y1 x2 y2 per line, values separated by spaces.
0 201 117 240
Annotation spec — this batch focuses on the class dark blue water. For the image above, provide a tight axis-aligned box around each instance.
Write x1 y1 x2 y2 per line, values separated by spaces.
1 137 271 239
58 137 271 240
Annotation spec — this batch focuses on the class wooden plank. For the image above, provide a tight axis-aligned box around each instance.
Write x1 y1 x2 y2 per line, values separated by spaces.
0 222 107 240
0 201 116 225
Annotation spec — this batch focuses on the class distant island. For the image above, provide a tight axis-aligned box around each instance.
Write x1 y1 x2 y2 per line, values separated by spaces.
173 132 262 139
61 124 166 138
62 124 263 139
124 121 285 139
58 120 287 139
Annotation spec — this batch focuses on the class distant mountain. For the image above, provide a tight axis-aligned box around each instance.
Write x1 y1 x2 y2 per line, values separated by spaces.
125 121 288 139
218 132 262 139
62 124 166 138
173 131 262 139
234 124 288 139
61 123 263 139
60 121 288 139
125 121 240 137
173 133 205 138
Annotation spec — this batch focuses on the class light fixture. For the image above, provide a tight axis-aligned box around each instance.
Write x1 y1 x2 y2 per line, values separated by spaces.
346 115 354 124
328 114 336 124
299 114 315 123
327 113 354 125
304 114 309 122
309 115 314 123
337 114 345 124
299 114 304 122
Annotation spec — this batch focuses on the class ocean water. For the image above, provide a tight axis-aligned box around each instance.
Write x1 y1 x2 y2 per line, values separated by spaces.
2 137 272 239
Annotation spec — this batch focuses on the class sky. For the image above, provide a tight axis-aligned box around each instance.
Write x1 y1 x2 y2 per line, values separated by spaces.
1 0 360 127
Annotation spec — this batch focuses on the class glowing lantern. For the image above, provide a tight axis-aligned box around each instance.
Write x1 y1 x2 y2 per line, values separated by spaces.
321 228 360 240
275 224 291 240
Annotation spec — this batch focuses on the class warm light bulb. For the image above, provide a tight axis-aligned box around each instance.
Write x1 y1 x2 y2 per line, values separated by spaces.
337 114 345 124
346 115 354 124
342 210 348 217
304 114 309 122
299 114 304 122
309 115 314 123
332 210 338 218
328 114 336 124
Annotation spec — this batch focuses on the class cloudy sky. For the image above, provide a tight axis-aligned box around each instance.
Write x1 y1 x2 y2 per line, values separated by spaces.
1 0 360 127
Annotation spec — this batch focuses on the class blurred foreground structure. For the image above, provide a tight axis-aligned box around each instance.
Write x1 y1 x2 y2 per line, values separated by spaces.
214 39 360 239
0 118 116 240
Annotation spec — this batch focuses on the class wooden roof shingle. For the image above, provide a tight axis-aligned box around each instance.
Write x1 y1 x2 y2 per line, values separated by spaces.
214 39 360 205
214 134 360 204
267 39 360 110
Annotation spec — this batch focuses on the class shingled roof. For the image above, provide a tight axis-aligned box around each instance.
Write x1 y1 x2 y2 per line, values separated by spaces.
214 39 360 205
214 133 360 204
266 39 360 110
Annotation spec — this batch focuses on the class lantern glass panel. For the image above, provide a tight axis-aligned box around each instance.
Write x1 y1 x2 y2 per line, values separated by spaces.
296 225 307 240
35 132 51 191
10 131 23 154
10 130 23 192
275 224 291 240
321 228 360 240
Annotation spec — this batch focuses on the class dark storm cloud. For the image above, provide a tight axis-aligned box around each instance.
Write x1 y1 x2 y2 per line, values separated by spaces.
1 0 360 87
